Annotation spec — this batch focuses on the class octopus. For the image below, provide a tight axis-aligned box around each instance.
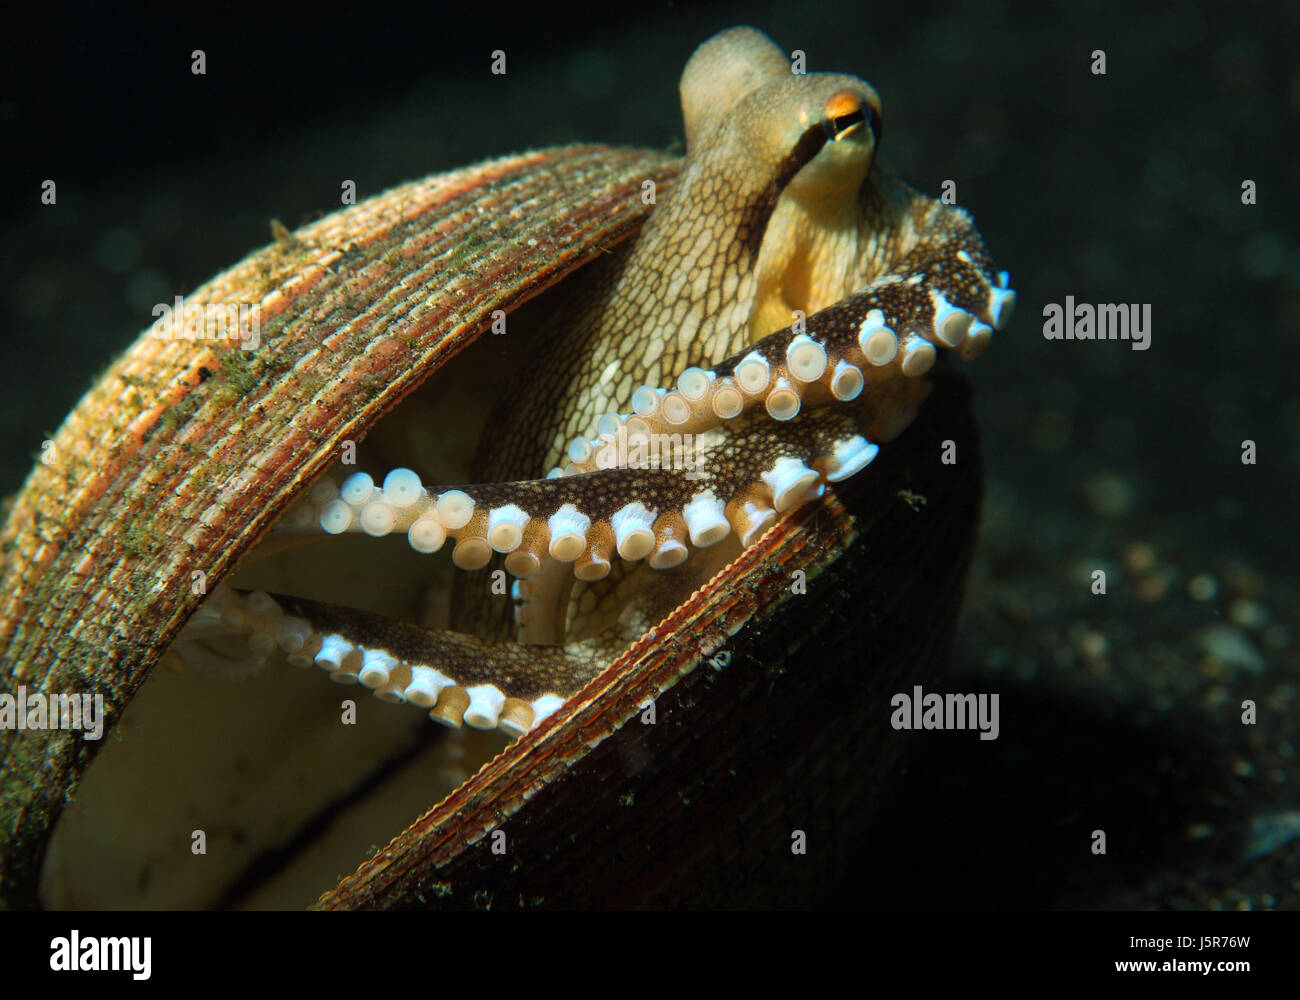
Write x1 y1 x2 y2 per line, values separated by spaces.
169 26 1015 737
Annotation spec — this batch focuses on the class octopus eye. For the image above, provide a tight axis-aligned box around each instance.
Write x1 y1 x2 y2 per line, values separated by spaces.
822 91 882 145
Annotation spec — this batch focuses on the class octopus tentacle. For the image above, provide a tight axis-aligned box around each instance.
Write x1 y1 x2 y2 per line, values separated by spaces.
177 396 907 736
274 252 1016 606
281 429 826 577
276 362 957 578
169 586 613 735
587 269 1014 450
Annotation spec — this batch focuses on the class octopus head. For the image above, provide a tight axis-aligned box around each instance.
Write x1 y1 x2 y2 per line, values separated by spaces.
677 26 887 337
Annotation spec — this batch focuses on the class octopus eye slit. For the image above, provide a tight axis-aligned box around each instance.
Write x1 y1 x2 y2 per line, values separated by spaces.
737 121 828 257
821 90 881 144
824 106 866 141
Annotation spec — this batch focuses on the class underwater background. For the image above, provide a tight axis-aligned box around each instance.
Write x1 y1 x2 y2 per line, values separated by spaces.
2 0 1296 907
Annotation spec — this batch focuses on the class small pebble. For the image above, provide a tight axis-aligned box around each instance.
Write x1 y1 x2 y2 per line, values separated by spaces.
1125 542 1158 573
1085 473 1135 517
1188 574 1217 601
1199 624 1266 674
1229 598 1269 628
1079 630 1108 658
1242 810 1300 862
1138 570 1172 602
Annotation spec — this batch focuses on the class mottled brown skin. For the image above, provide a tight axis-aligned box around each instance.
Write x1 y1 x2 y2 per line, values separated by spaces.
479 28 888 478
179 26 1013 719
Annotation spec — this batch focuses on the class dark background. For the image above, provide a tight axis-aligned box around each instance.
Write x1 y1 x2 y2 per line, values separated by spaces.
2 0 1297 907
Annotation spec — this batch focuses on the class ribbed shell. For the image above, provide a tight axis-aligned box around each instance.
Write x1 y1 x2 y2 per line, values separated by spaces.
0 146 678 905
